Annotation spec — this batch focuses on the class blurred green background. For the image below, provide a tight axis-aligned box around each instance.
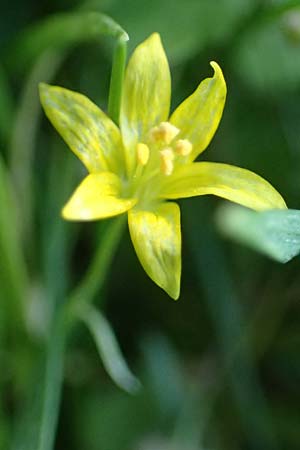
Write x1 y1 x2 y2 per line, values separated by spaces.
1 0 300 449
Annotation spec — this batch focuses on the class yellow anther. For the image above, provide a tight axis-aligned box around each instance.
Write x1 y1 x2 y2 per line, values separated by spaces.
174 139 193 156
137 142 150 166
160 148 174 176
150 122 180 144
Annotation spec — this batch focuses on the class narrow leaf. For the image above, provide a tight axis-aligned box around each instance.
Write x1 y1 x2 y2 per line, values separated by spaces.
10 11 128 72
0 156 28 323
79 305 141 394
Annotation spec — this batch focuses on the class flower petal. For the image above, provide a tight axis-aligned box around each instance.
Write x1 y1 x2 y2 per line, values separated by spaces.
170 62 226 161
62 172 136 220
121 33 171 175
128 203 181 300
161 162 287 211
39 83 124 174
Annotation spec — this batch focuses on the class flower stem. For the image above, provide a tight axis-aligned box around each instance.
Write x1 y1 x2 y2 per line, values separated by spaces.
37 215 126 450
108 34 128 125
68 215 126 312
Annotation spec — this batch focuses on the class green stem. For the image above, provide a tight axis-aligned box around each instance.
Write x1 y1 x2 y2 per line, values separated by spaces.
37 215 126 450
68 216 126 312
108 35 128 125
37 310 67 450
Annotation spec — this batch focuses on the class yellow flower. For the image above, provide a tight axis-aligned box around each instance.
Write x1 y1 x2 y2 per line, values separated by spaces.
39 33 286 300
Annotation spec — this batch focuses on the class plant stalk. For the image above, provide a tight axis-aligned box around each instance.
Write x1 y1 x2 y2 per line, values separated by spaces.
108 35 128 125
37 216 126 450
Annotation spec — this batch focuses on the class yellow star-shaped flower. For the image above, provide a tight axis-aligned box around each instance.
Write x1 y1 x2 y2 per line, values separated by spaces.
39 33 286 300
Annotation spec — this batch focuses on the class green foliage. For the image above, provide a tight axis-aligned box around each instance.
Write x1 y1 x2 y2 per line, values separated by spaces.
10 11 128 72
217 205 300 263
79 304 140 393
233 6 300 93
1 1 300 450
0 157 28 327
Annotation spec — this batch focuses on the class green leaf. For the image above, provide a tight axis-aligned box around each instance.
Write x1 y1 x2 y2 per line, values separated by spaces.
10 51 63 247
10 10 128 250
79 305 141 394
0 156 28 325
216 204 300 263
10 11 128 71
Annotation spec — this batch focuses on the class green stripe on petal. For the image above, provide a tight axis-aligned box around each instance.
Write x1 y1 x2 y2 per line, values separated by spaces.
121 33 171 176
128 203 181 300
170 62 226 161
39 83 124 175
161 162 287 211
62 172 136 220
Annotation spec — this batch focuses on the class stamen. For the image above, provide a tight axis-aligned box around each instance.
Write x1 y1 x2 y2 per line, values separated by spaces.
150 122 180 144
137 143 150 166
160 148 174 176
174 139 193 156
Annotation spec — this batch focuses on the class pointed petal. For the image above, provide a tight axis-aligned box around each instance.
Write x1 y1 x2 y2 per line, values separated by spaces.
62 172 136 220
128 203 181 299
170 62 226 161
121 33 171 175
39 83 123 174
161 162 287 211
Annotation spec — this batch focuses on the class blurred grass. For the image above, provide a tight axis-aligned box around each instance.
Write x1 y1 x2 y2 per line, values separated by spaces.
1 0 300 449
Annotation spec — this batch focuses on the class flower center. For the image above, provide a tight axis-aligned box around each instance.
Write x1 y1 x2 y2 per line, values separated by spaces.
129 122 193 203
136 122 193 176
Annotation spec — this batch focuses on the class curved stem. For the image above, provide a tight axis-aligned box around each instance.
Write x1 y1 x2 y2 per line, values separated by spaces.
36 215 126 450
